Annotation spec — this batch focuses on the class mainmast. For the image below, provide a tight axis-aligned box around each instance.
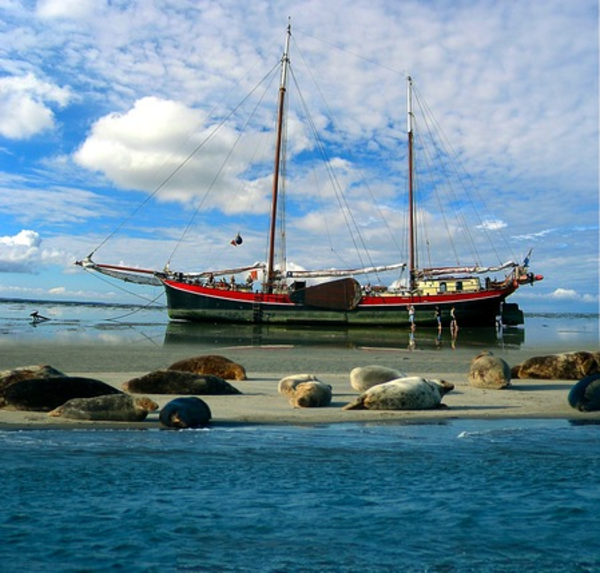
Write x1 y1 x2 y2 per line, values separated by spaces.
407 76 416 290
266 21 291 290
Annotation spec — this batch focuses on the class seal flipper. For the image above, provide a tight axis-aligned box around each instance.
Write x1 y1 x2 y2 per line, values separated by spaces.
342 397 366 410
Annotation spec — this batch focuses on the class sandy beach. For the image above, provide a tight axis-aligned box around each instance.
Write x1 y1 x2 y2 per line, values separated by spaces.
1 340 599 428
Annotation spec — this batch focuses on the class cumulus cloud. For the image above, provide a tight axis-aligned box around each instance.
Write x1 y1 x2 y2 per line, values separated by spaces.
550 288 598 303
0 230 42 272
74 96 272 213
0 73 73 139
0 230 69 273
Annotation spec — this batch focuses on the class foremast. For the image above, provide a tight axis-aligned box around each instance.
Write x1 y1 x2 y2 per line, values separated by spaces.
266 21 291 291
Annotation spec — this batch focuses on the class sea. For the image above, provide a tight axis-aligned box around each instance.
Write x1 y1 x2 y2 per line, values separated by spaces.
0 299 599 573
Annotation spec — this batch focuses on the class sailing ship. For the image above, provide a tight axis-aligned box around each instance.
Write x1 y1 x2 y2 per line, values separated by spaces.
77 23 543 327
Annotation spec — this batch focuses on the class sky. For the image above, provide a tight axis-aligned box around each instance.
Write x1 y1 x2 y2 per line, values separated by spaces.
0 0 598 315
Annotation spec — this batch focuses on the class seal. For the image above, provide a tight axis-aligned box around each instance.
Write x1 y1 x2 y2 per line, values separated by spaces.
342 377 454 411
568 373 600 412
278 374 331 408
0 364 66 407
293 381 332 408
469 351 511 389
122 370 241 395
159 397 212 428
167 355 247 380
277 374 319 398
48 394 158 421
349 365 407 392
1 376 123 412
511 351 600 380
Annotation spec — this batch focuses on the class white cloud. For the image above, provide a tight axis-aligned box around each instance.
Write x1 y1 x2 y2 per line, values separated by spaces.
73 96 273 212
0 73 73 139
0 230 71 273
477 220 507 232
550 288 598 303
0 230 41 272
36 0 99 20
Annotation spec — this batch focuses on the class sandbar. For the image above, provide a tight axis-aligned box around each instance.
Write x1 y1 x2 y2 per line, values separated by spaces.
0 341 598 428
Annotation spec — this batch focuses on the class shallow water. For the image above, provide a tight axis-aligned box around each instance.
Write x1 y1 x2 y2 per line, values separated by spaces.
1 420 599 572
0 299 598 350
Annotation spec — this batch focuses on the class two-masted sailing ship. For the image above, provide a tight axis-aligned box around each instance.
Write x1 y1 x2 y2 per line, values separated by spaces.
77 23 543 327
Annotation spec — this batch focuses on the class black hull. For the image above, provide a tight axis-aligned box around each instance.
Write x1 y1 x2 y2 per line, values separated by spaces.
163 281 517 327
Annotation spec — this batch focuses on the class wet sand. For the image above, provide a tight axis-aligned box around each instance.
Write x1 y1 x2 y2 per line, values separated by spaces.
1 341 599 428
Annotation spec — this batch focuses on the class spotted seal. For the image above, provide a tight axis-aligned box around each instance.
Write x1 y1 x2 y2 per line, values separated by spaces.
349 365 407 392
48 394 158 421
159 397 212 428
469 351 511 389
1 376 123 412
123 370 241 395
167 355 247 380
568 373 600 412
511 351 600 380
342 377 454 411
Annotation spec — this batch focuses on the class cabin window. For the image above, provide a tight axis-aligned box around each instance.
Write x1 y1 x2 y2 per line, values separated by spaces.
456 281 463 292
439 282 447 293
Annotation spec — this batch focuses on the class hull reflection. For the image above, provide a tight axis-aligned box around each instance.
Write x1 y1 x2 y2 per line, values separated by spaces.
164 322 524 349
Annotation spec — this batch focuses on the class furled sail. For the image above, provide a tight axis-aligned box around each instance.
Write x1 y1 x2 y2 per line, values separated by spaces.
416 261 518 278
286 263 406 279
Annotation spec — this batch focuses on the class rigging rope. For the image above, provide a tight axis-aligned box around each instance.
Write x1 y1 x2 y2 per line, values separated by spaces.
164 63 281 269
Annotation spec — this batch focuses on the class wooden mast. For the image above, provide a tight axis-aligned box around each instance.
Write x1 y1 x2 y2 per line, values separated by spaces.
266 22 291 291
407 76 416 291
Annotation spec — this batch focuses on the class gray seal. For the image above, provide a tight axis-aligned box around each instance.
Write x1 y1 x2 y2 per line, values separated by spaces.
0 364 65 406
1 376 123 412
469 351 511 389
159 397 212 428
48 395 158 421
568 373 600 412
350 365 407 392
278 374 332 408
123 370 242 395
342 377 454 411
511 351 600 380
167 355 247 380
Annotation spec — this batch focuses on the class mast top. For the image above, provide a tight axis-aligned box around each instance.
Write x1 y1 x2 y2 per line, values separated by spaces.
406 76 414 134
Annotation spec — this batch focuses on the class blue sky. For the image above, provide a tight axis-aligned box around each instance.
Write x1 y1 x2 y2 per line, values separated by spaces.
0 0 598 314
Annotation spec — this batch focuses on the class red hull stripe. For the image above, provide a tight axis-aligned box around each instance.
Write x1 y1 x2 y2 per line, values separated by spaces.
162 280 516 308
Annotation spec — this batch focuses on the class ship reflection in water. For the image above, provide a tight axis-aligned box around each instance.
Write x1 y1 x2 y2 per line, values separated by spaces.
163 322 525 350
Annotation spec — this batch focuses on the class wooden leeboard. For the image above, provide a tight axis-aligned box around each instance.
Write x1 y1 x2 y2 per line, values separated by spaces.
289 278 362 311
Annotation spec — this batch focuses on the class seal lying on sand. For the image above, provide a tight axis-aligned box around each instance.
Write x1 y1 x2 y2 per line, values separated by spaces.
350 365 407 392
511 351 600 380
123 370 241 395
469 351 511 389
568 373 600 412
342 377 454 411
159 397 212 428
0 364 65 406
1 376 123 412
48 395 158 422
278 374 332 408
167 355 247 380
